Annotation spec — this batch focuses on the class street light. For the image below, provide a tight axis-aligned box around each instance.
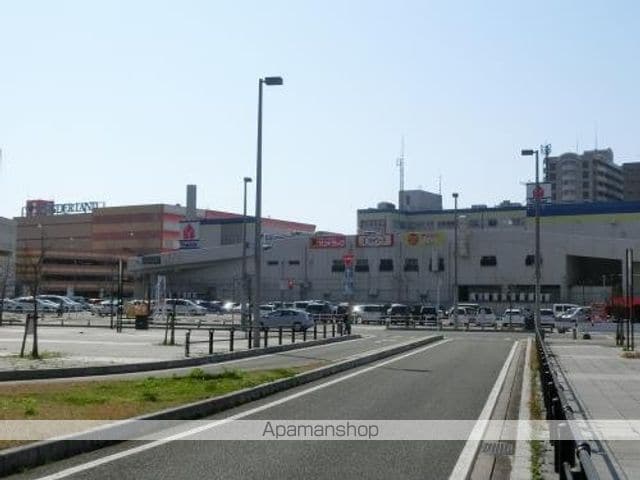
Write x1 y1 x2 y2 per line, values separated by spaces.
521 148 541 334
253 76 283 348
452 193 459 329
241 176 253 329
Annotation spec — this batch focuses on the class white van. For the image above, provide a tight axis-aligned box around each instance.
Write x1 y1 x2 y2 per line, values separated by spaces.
353 304 386 324
552 303 580 319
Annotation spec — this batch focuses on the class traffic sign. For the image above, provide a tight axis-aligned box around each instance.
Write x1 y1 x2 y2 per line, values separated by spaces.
343 253 355 268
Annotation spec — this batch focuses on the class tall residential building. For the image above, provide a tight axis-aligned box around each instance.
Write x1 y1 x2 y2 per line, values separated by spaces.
623 162 640 201
544 148 623 203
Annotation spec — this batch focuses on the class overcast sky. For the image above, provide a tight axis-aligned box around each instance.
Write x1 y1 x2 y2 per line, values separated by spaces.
1 0 639 233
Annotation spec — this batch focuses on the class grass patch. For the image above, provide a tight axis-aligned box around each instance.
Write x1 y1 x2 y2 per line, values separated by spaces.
0 366 302 422
529 344 544 480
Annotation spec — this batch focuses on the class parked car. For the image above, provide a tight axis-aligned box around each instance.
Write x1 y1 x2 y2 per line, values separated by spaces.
444 306 476 326
305 302 333 316
1 298 19 312
501 309 525 327
556 307 592 333
91 299 117 316
539 308 556 329
165 299 207 316
38 295 84 312
259 308 314 331
353 304 386 324
387 304 411 323
552 303 580 320
475 306 497 327
12 296 59 313
293 300 311 311
194 300 223 313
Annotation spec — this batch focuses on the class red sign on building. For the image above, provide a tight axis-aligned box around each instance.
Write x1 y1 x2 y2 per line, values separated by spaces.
310 235 347 249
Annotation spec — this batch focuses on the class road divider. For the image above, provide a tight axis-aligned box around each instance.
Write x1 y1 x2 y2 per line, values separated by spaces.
0 334 361 382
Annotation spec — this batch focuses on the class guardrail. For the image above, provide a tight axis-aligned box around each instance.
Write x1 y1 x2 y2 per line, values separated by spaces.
184 322 350 357
535 330 600 480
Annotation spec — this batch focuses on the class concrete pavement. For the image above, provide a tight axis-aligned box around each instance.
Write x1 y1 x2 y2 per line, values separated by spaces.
546 332 640 479
7 333 529 480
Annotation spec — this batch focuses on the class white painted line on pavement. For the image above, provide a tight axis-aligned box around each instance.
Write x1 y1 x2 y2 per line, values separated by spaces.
511 338 532 479
34 337 451 480
448 339 519 480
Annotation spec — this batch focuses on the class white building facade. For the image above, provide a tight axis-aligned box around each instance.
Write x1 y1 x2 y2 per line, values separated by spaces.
130 200 640 308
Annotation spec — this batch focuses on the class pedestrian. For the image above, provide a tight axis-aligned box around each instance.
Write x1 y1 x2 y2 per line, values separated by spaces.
343 311 351 335
57 300 64 318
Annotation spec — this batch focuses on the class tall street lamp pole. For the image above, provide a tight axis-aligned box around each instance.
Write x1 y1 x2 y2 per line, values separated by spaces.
241 176 252 329
253 76 283 348
522 148 542 334
452 192 459 329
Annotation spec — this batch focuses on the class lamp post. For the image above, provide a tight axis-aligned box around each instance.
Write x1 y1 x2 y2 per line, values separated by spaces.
521 148 542 334
452 193 459 329
241 176 253 329
253 76 283 348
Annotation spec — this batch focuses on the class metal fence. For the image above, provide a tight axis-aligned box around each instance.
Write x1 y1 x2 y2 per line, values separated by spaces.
184 322 350 357
535 330 600 480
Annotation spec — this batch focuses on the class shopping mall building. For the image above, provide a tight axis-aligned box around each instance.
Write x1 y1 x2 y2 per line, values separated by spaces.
129 189 640 308
12 188 315 298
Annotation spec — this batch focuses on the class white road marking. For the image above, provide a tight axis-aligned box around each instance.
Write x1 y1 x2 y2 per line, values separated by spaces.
511 338 533 479
448 340 519 480
33 337 451 480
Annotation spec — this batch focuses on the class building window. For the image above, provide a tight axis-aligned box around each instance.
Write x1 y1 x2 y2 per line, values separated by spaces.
583 171 589 178
331 260 345 273
288 260 300 266
379 259 394 272
428 257 445 272
267 260 279 266
525 254 542 266
355 259 369 272
480 255 497 267
404 258 419 272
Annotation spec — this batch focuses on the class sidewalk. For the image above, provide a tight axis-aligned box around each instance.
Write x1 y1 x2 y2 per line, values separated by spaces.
546 332 640 480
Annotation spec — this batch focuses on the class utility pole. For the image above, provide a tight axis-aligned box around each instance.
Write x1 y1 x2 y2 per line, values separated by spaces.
452 193 459 329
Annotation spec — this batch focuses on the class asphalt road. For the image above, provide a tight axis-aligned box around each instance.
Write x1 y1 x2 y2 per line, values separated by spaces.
9 332 527 480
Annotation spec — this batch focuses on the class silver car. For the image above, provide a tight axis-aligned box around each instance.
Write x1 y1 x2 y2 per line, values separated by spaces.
260 308 314 331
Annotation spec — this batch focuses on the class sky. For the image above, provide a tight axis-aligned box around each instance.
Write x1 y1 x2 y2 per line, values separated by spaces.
1 0 639 233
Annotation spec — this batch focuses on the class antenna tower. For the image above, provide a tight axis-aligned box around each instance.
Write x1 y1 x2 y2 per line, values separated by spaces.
396 136 405 193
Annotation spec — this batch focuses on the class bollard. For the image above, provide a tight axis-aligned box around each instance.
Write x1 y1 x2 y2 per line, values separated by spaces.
230 327 234 352
248 328 252 349
278 326 283 345
185 330 191 357
209 329 214 355
291 328 296 343
303 329 307 342
264 328 268 348
313 324 317 340
332 323 336 337
572 327 577 340
323 322 327 339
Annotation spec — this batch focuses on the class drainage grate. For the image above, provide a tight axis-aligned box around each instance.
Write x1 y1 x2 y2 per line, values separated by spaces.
481 441 515 457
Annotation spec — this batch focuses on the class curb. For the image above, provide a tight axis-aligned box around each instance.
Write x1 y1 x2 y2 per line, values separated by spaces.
0 335 444 477
0 334 361 382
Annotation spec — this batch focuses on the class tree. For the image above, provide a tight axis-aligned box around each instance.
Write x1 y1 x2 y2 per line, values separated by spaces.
0 254 11 326
19 229 46 358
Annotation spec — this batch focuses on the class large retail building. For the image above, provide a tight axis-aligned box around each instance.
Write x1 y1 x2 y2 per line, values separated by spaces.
129 190 640 308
